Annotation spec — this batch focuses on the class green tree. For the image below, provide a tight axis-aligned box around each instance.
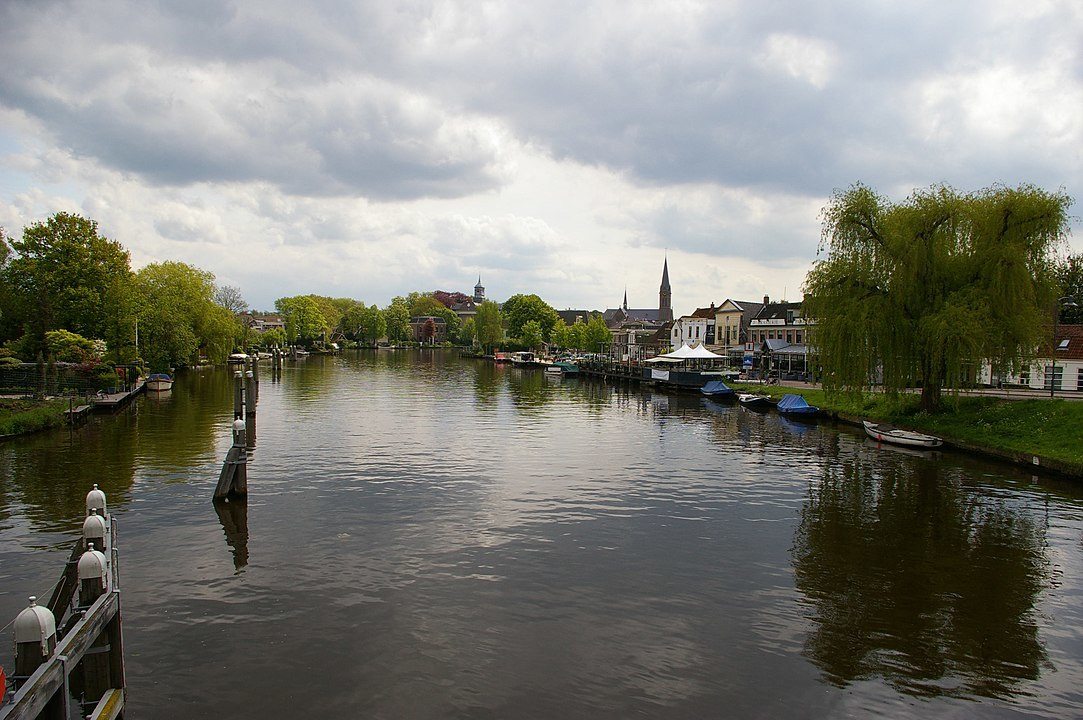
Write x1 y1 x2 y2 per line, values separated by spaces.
259 327 287 349
458 317 476 346
583 314 612 353
567 319 588 351
475 301 504 352
520 319 544 349
804 184 1069 410
275 295 331 347
2 213 132 352
357 304 387 345
384 297 411 344
135 261 235 368
1055 253 1083 324
502 294 560 341
44 329 98 363
550 319 570 349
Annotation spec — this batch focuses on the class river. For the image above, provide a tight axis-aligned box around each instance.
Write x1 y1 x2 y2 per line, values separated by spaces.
2 350 1083 718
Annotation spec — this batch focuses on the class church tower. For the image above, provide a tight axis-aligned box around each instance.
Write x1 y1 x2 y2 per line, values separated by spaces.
659 257 672 322
474 276 485 303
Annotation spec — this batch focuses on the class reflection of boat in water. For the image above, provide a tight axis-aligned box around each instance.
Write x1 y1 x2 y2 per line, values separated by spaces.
863 420 943 448
777 393 819 418
147 388 173 402
738 393 777 410
700 380 735 400
146 373 173 391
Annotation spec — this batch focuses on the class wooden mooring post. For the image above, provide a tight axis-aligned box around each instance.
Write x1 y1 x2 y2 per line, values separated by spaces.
1 487 125 720
214 419 248 499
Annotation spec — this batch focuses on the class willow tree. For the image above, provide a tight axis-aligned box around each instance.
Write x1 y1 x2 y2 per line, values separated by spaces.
804 184 1070 411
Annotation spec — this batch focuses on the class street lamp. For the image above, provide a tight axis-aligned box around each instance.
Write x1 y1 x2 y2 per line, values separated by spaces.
1051 296 1079 398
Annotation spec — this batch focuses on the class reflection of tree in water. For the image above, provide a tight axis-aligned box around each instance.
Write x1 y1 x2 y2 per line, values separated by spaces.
792 454 1050 699
505 369 552 413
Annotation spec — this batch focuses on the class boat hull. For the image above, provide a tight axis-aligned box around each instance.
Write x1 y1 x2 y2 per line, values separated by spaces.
738 394 777 410
863 421 943 448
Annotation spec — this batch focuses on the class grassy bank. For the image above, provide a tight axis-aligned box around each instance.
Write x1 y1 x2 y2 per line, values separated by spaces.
0 397 71 437
729 383 1083 474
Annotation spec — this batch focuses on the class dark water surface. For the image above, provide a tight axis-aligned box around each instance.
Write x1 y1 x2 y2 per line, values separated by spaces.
3 350 1083 718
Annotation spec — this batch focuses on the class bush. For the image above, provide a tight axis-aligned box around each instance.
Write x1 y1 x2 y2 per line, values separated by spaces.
0 356 21 367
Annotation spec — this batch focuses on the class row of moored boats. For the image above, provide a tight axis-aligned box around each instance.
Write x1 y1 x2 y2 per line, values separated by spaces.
699 381 943 449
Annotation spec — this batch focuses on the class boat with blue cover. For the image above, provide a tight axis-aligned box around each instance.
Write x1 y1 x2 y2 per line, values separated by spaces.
700 380 735 399
146 373 173 391
777 393 819 418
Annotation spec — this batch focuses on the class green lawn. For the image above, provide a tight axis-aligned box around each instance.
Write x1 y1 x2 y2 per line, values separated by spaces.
730 383 1083 472
0 397 71 436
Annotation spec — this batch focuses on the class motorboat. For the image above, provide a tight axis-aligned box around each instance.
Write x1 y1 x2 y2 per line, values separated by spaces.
146 373 173 391
777 393 819 418
700 380 735 400
738 393 777 410
227 353 248 365
863 420 943 448
545 364 563 375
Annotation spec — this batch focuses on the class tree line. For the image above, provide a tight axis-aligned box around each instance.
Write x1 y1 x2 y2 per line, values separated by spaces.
0 212 614 372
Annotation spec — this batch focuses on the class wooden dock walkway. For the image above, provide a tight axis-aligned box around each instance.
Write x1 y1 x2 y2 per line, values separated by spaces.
91 381 145 412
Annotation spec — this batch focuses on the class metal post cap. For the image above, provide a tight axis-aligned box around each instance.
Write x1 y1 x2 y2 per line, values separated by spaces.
77 547 108 582
233 419 246 433
234 371 243 378
14 597 56 647
82 513 108 540
245 371 254 378
86 484 107 516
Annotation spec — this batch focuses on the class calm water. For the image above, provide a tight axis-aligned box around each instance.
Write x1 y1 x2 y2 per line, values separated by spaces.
3 350 1083 718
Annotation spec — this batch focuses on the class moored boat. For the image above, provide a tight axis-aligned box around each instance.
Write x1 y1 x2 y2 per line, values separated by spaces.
227 353 248 365
700 380 735 400
545 364 563 375
863 420 943 448
777 393 819 418
738 393 777 410
146 373 173 391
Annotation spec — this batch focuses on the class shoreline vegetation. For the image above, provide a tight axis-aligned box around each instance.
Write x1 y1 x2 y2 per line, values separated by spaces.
727 382 1083 477
0 397 72 437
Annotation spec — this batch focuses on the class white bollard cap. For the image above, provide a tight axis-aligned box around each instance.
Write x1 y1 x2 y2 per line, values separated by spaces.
14 597 56 650
86 484 107 517
82 513 108 544
77 546 108 583
233 419 246 433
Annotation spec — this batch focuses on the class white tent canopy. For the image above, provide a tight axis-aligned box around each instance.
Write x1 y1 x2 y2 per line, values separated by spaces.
646 343 725 363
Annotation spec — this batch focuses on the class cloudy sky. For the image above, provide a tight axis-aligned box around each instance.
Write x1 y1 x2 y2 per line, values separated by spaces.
1 1 1080 314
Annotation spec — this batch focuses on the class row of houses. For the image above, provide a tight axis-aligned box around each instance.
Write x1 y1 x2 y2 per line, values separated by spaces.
598 259 1081 391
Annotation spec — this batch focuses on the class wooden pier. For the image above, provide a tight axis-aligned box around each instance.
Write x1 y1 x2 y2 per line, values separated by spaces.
1 486 126 720
91 381 145 413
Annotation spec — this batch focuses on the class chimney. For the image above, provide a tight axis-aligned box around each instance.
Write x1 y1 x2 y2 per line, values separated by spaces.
763 294 770 306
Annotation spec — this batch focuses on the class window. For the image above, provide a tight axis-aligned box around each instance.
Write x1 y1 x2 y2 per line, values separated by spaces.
1020 367 1030 385
695 326 700 338
787 331 794 343
1044 365 1063 391
796 331 803 344
1078 369 1083 391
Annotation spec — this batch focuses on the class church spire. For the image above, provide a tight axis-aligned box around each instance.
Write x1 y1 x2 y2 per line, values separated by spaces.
623 287 628 311
659 256 672 322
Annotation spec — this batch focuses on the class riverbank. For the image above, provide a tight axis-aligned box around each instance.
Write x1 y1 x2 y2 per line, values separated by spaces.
728 382 1083 476
0 396 71 437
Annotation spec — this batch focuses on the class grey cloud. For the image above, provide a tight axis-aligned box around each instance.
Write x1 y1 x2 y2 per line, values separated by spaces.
1 0 1080 218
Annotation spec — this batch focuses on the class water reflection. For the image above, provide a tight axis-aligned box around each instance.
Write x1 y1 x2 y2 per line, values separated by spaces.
213 497 249 571
792 453 1050 698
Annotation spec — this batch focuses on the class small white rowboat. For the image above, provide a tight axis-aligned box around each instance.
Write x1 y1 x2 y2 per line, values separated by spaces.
863 420 943 449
